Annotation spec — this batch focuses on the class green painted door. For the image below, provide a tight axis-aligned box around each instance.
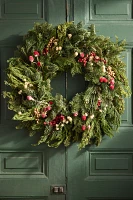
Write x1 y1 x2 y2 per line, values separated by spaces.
67 0 133 200
0 0 66 199
0 0 133 200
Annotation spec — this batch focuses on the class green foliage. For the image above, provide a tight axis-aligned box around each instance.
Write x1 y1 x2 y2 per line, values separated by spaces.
3 22 131 149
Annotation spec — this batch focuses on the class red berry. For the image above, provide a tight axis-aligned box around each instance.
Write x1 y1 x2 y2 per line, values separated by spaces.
104 60 107 64
90 52 96 56
49 122 53 126
52 121 56 126
37 62 41 67
41 112 47 118
60 115 65 121
43 48 48 55
110 78 115 85
80 52 85 58
81 115 87 121
34 51 39 57
73 112 78 117
99 77 104 83
103 77 108 83
83 62 87 66
82 125 86 131
27 96 33 101
78 58 83 63
44 106 51 111
94 56 100 62
49 101 53 105
43 107 47 112
47 106 51 111
97 100 101 107
110 84 114 90
29 56 34 62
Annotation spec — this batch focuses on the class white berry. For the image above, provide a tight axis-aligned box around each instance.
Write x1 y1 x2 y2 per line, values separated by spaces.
58 46 62 51
74 52 78 57
68 34 72 39
90 114 94 119
18 111 22 115
18 90 22 94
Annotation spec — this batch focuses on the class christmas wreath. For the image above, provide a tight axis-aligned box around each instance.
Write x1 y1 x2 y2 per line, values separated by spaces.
3 22 131 149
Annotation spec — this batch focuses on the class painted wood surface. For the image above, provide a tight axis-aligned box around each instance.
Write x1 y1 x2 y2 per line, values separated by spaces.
0 0 133 199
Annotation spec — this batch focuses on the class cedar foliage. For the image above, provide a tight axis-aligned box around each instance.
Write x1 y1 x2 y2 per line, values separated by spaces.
3 22 131 149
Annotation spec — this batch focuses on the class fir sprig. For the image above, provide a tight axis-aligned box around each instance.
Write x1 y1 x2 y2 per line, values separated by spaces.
3 22 131 149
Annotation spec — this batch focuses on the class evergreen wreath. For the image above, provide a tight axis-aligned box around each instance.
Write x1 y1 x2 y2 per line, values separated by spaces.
3 22 131 149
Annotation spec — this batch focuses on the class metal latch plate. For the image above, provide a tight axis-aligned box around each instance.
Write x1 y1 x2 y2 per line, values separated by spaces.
51 185 66 194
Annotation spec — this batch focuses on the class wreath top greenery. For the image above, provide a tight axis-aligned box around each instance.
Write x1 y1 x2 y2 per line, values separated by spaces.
3 22 131 149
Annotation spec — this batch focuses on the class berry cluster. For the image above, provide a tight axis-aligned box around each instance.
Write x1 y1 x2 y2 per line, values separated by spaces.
73 112 94 131
109 77 115 90
99 76 115 90
29 50 42 67
78 51 106 67
81 124 91 131
97 98 102 107
78 52 88 66
99 77 108 83
41 105 51 118
43 48 49 55
33 101 53 124
81 114 94 131
49 114 65 127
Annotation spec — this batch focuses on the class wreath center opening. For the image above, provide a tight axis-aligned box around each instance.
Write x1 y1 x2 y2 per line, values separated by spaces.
51 71 86 101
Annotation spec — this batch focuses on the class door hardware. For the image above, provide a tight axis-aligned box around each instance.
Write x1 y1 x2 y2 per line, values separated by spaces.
51 185 66 194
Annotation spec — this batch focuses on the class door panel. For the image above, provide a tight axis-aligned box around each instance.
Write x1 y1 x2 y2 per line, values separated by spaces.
0 0 66 199
1 0 133 199
67 0 133 199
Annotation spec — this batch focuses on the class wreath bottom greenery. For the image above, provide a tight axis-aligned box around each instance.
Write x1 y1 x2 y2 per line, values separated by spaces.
3 22 131 149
